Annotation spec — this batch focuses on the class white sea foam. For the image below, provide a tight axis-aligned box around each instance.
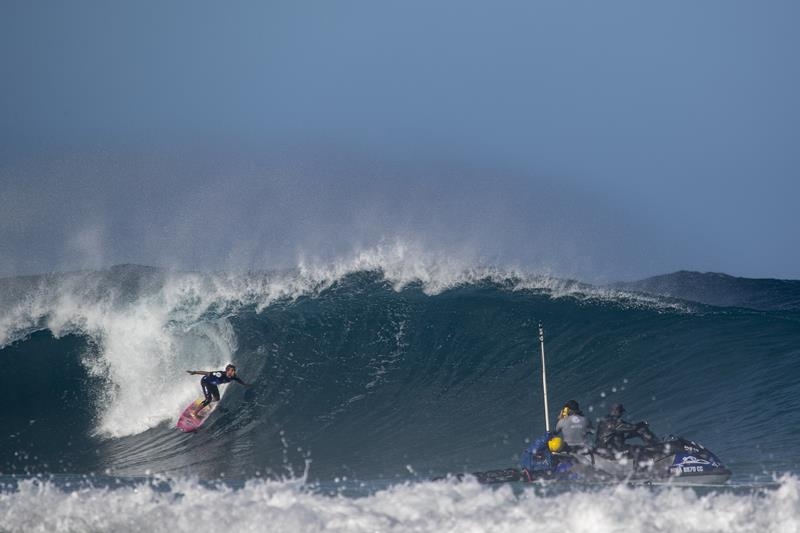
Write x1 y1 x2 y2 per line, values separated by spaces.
0 272 239 438
0 475 797 533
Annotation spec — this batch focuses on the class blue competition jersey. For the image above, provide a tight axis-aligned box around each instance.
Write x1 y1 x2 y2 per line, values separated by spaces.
202 371 243 386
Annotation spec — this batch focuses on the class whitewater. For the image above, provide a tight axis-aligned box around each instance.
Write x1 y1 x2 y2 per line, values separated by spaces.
1 250 799 532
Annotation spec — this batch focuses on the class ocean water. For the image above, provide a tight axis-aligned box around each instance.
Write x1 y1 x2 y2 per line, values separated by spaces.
1 258 799 532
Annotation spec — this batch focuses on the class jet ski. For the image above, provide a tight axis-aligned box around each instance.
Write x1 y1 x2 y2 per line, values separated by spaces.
468 433 731 485
564 434 732 484
449 325 732 486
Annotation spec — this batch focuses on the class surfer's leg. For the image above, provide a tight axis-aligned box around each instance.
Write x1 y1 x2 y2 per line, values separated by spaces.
199 383 220 411
199 379 216 411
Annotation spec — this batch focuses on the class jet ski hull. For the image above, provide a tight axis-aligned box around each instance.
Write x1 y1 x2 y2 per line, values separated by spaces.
549 435 732 484
464 435 731 485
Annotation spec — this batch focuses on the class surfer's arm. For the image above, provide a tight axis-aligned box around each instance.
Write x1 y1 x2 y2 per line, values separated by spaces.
186 370 211 376
233 376 253 387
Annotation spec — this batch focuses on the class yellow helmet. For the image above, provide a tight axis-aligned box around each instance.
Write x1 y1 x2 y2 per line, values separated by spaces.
548 436 564 452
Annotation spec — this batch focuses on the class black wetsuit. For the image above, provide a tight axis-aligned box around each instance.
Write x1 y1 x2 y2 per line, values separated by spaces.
200 371 245 408
595 414 658 453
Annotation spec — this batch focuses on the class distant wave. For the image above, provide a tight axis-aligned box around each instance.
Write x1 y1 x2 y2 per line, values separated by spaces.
612 270 800 311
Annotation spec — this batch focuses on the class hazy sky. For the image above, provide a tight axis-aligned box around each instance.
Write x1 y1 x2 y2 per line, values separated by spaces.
2 1 798 282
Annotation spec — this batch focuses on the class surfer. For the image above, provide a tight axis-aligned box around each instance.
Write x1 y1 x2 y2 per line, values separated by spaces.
595 403 658 454
555 400 593 449
186 364 252 413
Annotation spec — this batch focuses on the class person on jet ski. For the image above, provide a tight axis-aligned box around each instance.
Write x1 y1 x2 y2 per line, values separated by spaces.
519 433 575 481
595 403 658 455
555 399 593 450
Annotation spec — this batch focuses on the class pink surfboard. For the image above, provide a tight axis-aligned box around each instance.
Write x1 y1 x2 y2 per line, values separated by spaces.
176 398 218 432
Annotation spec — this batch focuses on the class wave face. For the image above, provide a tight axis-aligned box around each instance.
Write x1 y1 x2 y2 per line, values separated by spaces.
1 264 799 483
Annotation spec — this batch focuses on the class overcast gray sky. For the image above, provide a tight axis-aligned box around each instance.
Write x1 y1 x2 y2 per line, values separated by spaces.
2 1 798 282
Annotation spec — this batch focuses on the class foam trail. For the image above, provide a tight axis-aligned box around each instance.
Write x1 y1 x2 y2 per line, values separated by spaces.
0 475 797 533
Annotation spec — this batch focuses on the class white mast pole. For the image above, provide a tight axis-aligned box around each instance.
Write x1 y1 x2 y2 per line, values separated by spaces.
539 322 551 432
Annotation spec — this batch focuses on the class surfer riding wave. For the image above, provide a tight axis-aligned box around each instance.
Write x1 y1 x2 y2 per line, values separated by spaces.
186 364 252 413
